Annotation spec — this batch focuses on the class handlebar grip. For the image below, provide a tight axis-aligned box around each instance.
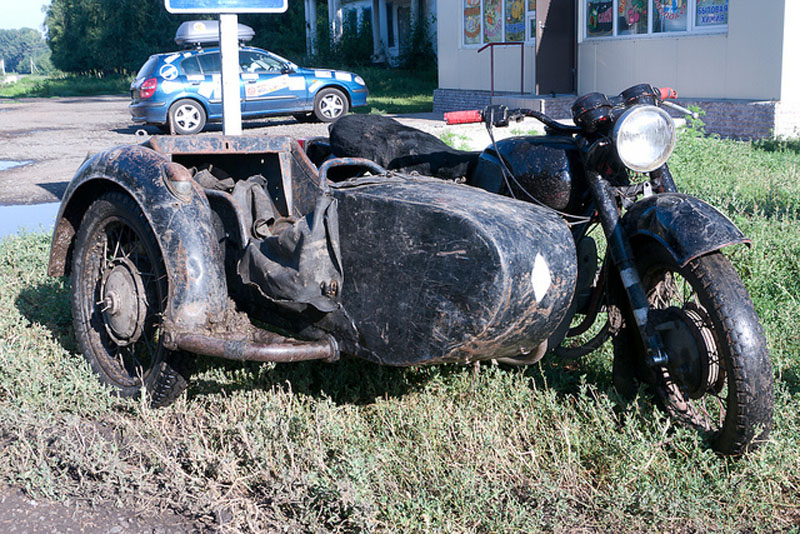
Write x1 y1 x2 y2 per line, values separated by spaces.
659 87 678 100
444 110 483 125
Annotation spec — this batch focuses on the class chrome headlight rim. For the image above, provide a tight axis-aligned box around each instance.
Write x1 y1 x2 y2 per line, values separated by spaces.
613 104 676 173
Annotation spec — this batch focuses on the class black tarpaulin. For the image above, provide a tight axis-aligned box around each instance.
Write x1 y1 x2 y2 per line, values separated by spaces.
237 182 343 314
329 114 478 180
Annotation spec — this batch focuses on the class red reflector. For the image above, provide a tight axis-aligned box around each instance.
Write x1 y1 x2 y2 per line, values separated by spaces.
297 139 306 149
140 78 158 99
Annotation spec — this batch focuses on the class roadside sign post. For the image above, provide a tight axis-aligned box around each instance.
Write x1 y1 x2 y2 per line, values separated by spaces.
219 13 243 135
163 0 289 136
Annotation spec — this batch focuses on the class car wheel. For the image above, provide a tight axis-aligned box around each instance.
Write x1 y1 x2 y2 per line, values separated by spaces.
313 88 349 122
169 99 207 135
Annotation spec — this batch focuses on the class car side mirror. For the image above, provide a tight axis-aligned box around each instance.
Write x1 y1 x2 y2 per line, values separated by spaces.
282 65 294 74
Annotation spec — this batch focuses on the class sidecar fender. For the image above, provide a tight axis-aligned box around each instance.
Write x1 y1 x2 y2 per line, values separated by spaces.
622 193 749 267
47 144 228 332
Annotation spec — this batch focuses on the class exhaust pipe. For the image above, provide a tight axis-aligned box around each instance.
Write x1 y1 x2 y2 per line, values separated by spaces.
173 329 339 364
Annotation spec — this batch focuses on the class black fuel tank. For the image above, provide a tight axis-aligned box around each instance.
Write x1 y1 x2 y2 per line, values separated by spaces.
470 135 588 213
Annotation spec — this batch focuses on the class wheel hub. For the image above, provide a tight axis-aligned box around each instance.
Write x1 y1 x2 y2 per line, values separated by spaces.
100 257 147 346
652 306 716 399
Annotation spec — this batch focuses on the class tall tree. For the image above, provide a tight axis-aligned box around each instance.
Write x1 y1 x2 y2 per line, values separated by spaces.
0 28 53 74
45 0 316 74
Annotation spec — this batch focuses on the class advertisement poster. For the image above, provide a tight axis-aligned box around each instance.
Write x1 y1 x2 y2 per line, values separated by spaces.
696 0 728 26
484 0 503 43
618 0 648 35
505 0 526 41
587 0 613 37
654 0 687 32
464 0 481 45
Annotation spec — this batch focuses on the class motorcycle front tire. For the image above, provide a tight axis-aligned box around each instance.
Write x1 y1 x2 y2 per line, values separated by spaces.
612 243 774 455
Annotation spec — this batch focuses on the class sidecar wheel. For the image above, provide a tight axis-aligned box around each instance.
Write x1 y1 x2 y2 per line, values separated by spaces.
613 244 773 455
71 192 194 407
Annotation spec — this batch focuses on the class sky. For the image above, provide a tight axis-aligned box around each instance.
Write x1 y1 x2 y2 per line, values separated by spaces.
0 0 51 31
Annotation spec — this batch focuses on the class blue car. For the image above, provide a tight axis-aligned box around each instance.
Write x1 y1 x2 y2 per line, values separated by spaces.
130 20 369 134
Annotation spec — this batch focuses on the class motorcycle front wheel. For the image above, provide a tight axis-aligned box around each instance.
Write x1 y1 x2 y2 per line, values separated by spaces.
613 243 774 455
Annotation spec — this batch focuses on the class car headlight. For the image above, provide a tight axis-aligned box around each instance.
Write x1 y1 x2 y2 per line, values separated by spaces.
613 105 676 172
354 75 365 86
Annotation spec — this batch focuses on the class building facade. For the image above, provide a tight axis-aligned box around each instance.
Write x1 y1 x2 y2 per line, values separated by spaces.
434 0 800 138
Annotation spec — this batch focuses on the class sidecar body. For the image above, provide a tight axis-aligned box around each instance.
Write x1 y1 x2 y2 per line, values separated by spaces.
49 135 577 366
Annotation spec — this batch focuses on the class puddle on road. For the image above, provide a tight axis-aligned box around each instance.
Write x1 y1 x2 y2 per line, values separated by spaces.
0 160 32 171
0 202 60 240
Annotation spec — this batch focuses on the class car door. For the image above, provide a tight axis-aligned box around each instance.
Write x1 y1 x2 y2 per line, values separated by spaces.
240 50 307 115
193 51 245 120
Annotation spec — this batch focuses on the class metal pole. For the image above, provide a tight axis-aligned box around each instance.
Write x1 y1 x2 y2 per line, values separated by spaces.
219 13 242 135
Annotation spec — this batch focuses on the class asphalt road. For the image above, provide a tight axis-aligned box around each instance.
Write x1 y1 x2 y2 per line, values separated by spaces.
0 95 453 206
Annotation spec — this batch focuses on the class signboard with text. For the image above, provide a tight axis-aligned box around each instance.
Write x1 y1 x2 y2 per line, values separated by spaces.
164 0 287 14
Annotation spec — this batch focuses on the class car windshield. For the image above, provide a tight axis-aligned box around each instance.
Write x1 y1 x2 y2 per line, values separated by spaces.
240 51 285 73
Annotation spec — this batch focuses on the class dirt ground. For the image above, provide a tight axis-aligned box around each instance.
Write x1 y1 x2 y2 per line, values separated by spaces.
0 95 451 206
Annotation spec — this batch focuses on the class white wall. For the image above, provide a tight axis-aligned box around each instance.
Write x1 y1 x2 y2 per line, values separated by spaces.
781 0 800 102
437 1 536 93
578 0 786 100
438 0 791 101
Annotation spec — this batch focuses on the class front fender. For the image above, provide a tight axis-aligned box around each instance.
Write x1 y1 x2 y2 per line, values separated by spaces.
48 143 228 332
622 193 749 267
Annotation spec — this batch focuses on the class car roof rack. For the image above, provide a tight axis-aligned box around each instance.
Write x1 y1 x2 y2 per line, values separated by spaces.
175 20 255 48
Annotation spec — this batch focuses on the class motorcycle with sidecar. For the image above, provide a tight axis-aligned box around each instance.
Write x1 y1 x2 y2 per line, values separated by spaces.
48 84 773 455
304 84 775 455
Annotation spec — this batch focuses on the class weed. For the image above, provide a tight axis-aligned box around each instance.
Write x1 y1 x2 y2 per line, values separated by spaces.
439 131 472 151
2 131 800 532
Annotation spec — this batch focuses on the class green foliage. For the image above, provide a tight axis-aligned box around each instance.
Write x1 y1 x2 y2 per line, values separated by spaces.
43 0 311 74
398 14 436 71
2 134 800 531
0 28 53 74
45 0 184 74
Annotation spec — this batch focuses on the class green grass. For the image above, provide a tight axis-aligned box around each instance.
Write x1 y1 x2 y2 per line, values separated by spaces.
0 74 131 98
334 65 437 115
2 127 800 532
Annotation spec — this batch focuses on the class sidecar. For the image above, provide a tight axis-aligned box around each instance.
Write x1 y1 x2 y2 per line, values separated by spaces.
48 135 577 398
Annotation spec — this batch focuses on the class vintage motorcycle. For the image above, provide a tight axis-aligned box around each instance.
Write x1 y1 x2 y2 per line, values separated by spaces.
48 83 772 455
307 84 775 454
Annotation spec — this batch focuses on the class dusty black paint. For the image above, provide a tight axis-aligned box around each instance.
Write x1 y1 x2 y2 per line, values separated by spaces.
48 144 228 334
329 174 576 365
622 193 749 267
471 135 589 212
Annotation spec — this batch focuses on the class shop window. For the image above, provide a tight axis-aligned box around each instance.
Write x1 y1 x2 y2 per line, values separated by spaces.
585 0 727 39
463 0 536 46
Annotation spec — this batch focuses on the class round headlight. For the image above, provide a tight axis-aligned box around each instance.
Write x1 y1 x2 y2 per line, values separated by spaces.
354 75 365 86
613 105 676 172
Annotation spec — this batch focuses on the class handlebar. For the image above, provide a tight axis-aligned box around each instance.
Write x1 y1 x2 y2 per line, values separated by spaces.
443 86 683 131
443 110 483 125
659 87 677 100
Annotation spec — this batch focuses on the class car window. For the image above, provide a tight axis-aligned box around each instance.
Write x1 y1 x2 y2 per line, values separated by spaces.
136 56 158 79
197 52 221 74
240 51 285 73
181 56 202 76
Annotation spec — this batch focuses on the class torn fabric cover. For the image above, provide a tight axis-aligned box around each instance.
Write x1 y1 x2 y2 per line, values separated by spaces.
329 114 479 180
238 185 343 314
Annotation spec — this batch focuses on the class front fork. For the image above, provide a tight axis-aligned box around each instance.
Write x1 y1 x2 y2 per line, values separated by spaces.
586 169 668 367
